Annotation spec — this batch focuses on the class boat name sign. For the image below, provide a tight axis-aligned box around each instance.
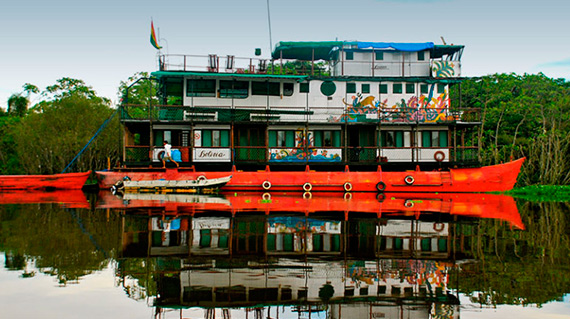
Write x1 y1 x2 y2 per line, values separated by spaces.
193 148 231 162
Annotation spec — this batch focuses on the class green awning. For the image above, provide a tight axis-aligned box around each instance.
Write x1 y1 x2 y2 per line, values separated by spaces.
272 41 343 60
152 71 308 82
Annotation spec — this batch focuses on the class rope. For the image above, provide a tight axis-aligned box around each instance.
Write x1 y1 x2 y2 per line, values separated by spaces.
61 108 119 174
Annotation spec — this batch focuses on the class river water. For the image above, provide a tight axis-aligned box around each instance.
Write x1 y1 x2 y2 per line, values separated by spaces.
0 191 568 319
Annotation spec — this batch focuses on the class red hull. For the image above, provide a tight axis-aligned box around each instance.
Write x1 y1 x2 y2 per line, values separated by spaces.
0 171 91 190
97 158 524 193
0 190 90 208
97 191 523 229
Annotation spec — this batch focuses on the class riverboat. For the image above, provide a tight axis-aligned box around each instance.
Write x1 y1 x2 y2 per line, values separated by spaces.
0 171 91 190
98 40 523 192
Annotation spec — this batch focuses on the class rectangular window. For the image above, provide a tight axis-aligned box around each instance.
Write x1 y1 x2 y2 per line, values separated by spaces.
375 51 384 60
200 130 230 147
313 130 340 147
300 82 310 93
405 83 415 94
437 84 446 94
381 131 408 147
393 83 402 94
269 130 295 147
381 131 395 147
420 84 429 94
252 81 280 96
362 84 370 94
421 131 446 147
165 79 183 105
379 84 388 94
346 83 356 94
283 83 294 96
417 51 425 61
345 51 354 60
187 79 216 97
219 80 249 98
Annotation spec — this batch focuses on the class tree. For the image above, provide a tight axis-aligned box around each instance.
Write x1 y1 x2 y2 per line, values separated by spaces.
11 78 119 174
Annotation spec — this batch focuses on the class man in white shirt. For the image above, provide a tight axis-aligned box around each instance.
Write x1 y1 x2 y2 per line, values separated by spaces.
162 140 179 168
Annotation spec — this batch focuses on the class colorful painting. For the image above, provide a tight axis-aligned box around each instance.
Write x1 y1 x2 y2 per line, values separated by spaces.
432 60 456 78
331 89 455 123
269 148 341 162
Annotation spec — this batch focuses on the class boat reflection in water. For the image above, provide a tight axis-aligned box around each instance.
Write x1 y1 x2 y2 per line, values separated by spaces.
103 191 522 319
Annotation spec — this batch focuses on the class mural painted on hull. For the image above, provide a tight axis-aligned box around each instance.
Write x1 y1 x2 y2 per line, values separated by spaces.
268 130 342 162
332 89 455 123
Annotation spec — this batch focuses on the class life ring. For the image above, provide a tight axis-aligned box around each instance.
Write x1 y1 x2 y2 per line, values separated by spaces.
344 192 352 200
343 182 353 192
302 182 312 192
303 191 312 199
376 181 386 192
376 193 386 202
404 175 415 185
433 222 445 232
262 180 272 190
262 192 271 200
196 175 207 182
404 200 414 208
434 151 445 162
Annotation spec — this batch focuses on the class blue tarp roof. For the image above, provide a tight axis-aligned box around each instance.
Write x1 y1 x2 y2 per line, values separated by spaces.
272 41 459 60
356 42 434 52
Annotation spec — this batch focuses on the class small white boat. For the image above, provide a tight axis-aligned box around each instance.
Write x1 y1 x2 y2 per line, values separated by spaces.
111 175 231 194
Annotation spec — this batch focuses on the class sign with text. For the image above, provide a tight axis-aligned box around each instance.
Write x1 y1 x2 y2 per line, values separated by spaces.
193 148 231 162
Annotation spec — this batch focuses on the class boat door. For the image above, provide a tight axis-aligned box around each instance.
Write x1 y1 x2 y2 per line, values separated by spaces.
234 125 266 162
347 125 377 162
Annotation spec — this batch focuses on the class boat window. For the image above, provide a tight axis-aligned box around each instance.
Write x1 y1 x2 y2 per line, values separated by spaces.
361 84 370 94
313 130 340 147
375 51 384 61
197 129 230 147
346 83 356 94
420 84 429 94
345 51 354 60
417 51 425 61
268 130 295 147
437 84 446 94
165 78 183 105
219 80 249 99
393 83 402 94
406 83 415 94
283 83 294 96
381 131 406 148
379 84 388 94
252 81 280 96
299 82 310 93
186 79 216 97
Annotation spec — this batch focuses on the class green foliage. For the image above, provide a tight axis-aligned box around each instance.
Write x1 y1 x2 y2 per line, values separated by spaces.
461 73 570 185
117 72 159 106
0 78 120 174
507 185 570 202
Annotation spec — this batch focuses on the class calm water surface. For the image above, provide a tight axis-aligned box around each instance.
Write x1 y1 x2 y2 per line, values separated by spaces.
0 191 568 319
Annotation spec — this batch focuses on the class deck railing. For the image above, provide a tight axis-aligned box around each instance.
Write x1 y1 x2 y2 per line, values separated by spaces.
120 104 480 124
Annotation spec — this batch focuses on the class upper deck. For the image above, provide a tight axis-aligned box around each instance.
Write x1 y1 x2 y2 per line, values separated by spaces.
158 41 464 78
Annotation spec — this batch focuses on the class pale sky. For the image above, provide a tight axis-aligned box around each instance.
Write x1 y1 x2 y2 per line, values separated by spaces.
1 0 569 108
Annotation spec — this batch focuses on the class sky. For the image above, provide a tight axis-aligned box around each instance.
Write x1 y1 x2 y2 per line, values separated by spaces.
1 0 569 108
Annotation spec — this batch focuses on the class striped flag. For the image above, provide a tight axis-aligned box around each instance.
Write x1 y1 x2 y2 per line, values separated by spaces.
150 20 162 50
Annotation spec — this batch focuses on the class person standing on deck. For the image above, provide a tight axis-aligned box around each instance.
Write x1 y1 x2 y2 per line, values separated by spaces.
162 141 179 168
